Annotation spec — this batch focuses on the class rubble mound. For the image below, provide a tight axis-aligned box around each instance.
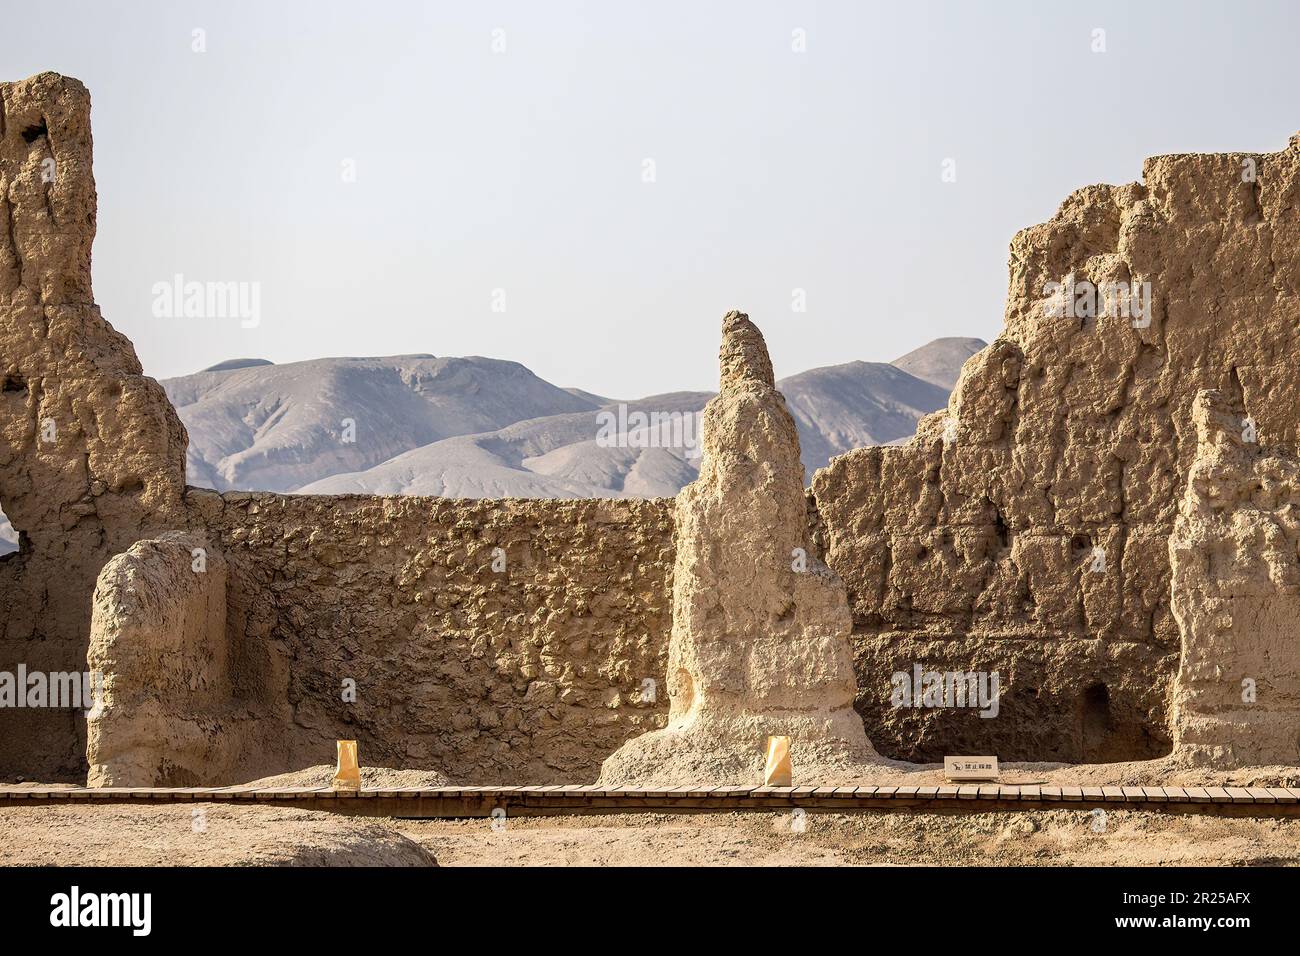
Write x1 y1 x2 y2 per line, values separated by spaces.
245 764 451 789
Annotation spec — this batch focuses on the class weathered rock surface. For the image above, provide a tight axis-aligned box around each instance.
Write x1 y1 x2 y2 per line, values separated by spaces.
813 132 1300 763
185 491 675 785
1169 390 1300 767
0 73 188 780
76 487 675 787
600 312 881 786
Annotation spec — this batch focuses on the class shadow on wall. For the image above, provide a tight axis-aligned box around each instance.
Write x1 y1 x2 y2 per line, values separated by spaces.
850 649 1173 767
1076 682 1166 765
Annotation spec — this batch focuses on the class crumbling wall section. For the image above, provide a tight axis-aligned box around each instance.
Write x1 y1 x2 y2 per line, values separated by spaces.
1169 390 1300 767
182 491 675 784
86 532 237 785
813 133 1300 763
0 73 188 780
6 69 1299 783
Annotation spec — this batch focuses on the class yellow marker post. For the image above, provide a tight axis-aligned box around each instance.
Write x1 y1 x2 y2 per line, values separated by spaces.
333 740 361 791
764 735 792 787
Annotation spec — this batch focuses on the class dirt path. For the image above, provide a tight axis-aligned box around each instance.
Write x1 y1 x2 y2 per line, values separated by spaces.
400 808 1300 866
3 802 1297 866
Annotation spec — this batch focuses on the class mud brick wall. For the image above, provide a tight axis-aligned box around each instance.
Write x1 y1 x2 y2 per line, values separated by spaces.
0 74 188 781
183 491 675 783
1169 390 1300 768
87 532 234 786
812 136 1300 763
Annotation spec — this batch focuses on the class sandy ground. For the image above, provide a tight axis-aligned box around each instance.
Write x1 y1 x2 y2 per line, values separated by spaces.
2 802 1300 866
400 809 1300 866
0 804 435 866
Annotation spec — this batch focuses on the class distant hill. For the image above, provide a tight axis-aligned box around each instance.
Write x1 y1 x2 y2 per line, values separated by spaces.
162 355 599 493
160 336 985 500
300 391 711 499
890 337 987 389
780 361 953 479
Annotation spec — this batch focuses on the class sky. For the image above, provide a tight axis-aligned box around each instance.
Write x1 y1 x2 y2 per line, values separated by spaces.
5 0 1299 396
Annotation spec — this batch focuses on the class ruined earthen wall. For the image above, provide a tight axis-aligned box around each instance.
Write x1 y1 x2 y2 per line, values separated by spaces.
87 532 236 786
181 490 674 784
0 73 675 785
600 313 878 787
0 74 188 780
1169 390 1300 768
7 69 1299 783
812 136 1300 764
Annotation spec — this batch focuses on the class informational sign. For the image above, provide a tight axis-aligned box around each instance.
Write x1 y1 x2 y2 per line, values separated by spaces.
943 756 999 781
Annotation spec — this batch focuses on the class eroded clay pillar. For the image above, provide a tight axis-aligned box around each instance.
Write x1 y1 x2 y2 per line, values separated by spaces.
600 311 881 785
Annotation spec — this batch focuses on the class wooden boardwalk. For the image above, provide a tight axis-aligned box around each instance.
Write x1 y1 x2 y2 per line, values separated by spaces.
3 783 1299 818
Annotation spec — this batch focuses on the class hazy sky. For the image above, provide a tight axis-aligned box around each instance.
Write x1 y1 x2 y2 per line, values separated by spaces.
7 0 1299 396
